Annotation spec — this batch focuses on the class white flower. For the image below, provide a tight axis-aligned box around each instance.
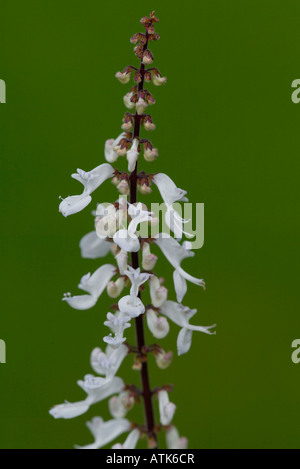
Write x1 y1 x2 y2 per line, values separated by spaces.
116 266 150 319
144 146 158 161
49 375 124 420
105 133 126 163
75 417 130 449
112 429 140 449
160 301 216 355
149 275 168 308
79 231 111 259
166 426 188 449
155 235 205 303
153 173 191 238
126 138 139 172
146 309 170 339
109 391 135 418
90 344 128 379
142 242 158 271
113 203 152 253
59 163 114 217
103 311 131 347
158 390 176 426
62 264 116 310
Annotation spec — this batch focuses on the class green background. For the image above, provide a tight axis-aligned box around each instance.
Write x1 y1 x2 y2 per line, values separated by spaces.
0 0 299 449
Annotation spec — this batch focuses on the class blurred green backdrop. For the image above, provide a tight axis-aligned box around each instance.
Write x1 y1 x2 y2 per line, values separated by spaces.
0 0 299 449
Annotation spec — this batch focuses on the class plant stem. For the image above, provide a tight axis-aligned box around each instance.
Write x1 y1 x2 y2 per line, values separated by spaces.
129 31 157 447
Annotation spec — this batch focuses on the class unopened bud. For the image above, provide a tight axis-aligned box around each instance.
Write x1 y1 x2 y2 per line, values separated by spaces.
144 116 156 131
155 349 173 369
136 97 148 115
139 182 152 195
144 71 152 82
123 92 135 110
117 180 129 195
153 70 167 86
107 277 126 298
144 147 158 162
146 308 170 339
115 70 131 84
142 49 154 65
149 275 168 307
142 242 157 270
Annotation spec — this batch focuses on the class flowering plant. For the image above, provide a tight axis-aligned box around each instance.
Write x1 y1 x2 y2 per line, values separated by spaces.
50 11 215 449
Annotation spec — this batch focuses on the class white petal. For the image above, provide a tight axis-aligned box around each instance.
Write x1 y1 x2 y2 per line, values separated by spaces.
115 250 128 275
62 294 97 310
78 264 116 297
155 235 194 270
158 390 176 426
59 194 92 217
173 269 187 303
79 231 111 259
49 400 90 419
153 173 187 205
177 328 193 356
112 429 140 449
113 229 140 252
76 417 130 449
160 301 188 328
118 295 145 318
77 375 124 404
166 426 188 450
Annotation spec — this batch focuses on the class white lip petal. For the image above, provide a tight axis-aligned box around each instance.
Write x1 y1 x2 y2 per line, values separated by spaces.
118 295 145 317
153 173 187 205
76 417 131 450
59 194 92 217
49 401 90 420
79 231 111 259
173 269 187 304
113 229 140 252
177 327 193 356
62 294 97 310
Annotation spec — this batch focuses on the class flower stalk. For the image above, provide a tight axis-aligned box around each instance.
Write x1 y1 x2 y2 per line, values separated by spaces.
50 11 215 450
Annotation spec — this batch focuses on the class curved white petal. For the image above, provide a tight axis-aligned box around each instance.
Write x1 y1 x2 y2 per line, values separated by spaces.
79 231 111 259
77 375 124 404
166 426 188 450
118 295 145 318
49 400 90 419
177 328 193 356
173 269 187 304
153 173 187 205
62 294 97 310
76 417 130 450
90 344 128 378
59 194 92 217
113 229 140 252
112 428 140 449
158 390 176 426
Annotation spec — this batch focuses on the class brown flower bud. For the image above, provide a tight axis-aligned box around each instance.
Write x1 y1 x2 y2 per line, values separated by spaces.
134 71 142 83
144 71 152 82
142 49 154 65
130 33 141 44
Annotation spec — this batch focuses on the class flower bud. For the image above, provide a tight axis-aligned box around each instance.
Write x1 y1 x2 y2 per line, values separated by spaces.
152 69 167 86
109 391 134 418
144 146 158 162
126 138 139 172
115 249 127 275
107 277 126 298
155 349 173 369
138 182 152 195
123 92 135 109
142 49 154 65
146 308 170 339
117 180 129 195
142 242 158 270
111 175 121 186
115 70 131 84
144 71 152 82
136 97 148 115
149 275 168 307
121 113 133 131
134 71 142 83
144 116 156 131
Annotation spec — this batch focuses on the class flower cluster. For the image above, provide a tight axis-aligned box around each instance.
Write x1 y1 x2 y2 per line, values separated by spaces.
50 11 215 449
